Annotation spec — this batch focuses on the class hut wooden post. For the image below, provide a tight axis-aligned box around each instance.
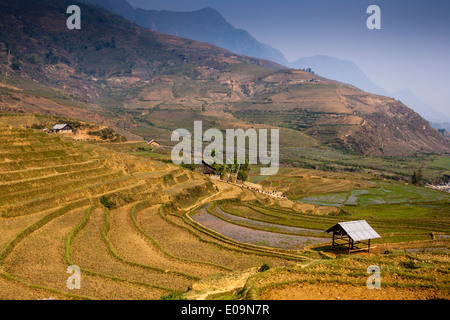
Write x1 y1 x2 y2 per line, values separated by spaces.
331 232 335 250
348 236 351 254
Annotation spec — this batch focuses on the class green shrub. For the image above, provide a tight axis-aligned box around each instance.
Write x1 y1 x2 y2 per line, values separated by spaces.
100 195 115 209
259 263 270 273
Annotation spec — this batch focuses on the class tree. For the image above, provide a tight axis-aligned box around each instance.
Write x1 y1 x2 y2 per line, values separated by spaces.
216 165 225 179
237 170 248 182
259 263 270 273
237 159 249 182
411 171 418 185
417 167 423 184
412 166 423 185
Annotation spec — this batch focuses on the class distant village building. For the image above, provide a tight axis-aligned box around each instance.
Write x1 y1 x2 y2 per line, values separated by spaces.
194 160 217 176
147 139 161 147
52 124 73 133
326 220 381 254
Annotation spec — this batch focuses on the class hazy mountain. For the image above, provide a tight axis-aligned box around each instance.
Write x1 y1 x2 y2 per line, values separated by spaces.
81 0 288 66
1 0 449 156
390 88 450 123
81 0 135 20
290 55 388 96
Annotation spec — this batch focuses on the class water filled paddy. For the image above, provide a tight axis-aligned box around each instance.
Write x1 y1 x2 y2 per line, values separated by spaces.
298 181 449 207
190 206 329 250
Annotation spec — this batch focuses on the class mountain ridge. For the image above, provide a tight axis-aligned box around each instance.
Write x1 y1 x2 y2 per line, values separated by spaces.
81 0 289 66
1 0 449 156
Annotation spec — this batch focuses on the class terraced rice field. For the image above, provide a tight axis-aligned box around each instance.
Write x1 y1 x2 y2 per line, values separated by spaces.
243 249 450 300
201 201 450 245
190 205 328 250
0 126 313 299
252 167 375 199
0 125 448 300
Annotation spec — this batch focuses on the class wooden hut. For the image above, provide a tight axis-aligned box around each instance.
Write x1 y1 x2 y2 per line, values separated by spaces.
194 160 217 176
147 139 161 147
52 124 73 133
326 220 380 253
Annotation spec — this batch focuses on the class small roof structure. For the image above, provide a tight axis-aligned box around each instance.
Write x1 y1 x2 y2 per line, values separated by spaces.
194 160 217 176
52 124 71 130
326 220 381 241
326 220 380 253
148 139 160 146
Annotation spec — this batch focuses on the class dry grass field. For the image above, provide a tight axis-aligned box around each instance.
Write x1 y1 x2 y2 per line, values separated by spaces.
243 249 450 300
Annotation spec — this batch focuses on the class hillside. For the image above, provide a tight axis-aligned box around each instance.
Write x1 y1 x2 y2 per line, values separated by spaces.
0 0 282 95
81 0 289 66
0 0 449 156
0 113 217 217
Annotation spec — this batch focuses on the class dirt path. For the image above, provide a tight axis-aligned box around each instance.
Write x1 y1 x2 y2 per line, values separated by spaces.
180 179 247 214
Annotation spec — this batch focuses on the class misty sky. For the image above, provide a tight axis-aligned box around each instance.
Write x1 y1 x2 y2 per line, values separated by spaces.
128 0 450 120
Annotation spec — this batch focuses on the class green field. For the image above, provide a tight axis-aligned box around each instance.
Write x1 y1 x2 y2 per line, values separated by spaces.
215 200 449 244
299 181 449 207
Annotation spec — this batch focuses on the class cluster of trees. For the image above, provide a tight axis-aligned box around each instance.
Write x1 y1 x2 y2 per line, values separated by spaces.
180 148 251 182
215 159 250 182
29 119 85 133
4 41 21 70
88 127 126 142
207 148 250 182
300 67 316 74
